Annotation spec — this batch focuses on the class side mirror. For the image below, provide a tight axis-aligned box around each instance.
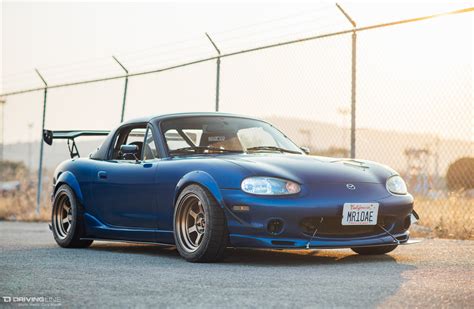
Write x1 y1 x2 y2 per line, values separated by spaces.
300 146 310 155
120 144 139 161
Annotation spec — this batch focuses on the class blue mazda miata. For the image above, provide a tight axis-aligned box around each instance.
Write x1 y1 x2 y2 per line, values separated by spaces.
44 113 419 262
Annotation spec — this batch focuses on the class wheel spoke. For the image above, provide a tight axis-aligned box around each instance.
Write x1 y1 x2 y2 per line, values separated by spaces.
53 194 74 240
195 232 203 245
177 194 208 253
189 209 198 219
62 214 69 224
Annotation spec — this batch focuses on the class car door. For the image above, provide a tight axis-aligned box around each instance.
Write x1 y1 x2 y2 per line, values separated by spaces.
90 124 159 231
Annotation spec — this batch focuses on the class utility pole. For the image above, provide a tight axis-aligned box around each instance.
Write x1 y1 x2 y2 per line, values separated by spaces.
336 3 357 159
205 32 221 112
337 106 351 154
0 98 5 162
35 69 48 214
113 56 129 123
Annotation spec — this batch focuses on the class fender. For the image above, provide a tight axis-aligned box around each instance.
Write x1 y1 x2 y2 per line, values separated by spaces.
54 171 84 204
175 171 225 208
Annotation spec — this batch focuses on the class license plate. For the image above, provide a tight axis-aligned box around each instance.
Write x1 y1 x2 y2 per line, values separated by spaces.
341 203 379 226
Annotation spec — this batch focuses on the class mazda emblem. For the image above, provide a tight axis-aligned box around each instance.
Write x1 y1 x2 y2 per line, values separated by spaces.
346 184 356 190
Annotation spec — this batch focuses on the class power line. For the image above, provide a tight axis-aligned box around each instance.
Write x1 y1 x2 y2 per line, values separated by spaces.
2 3 333 81
217 21 348 52
213 15 338 44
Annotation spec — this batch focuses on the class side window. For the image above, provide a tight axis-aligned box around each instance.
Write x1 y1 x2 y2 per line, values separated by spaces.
143 126 159 161
110 125 146 160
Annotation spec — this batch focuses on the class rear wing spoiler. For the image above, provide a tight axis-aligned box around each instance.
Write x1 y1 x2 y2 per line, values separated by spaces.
43 130 110 158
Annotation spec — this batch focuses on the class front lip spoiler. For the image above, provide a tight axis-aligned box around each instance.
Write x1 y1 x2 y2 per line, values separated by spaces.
399 238 422 245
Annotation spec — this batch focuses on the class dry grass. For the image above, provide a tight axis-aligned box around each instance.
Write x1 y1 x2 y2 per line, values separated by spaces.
1 182 472 240
0 187 51 222
0 167 52 222
411 193 474 240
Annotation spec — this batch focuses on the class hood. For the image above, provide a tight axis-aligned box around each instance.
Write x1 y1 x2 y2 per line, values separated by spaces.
220 154 396 185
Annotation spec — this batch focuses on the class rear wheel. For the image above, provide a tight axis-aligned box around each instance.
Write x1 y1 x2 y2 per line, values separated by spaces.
174 184 227 262
52 184 93 248
351 245 398 255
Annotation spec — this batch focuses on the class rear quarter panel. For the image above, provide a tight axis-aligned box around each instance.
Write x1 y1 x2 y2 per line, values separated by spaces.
53 158 95 208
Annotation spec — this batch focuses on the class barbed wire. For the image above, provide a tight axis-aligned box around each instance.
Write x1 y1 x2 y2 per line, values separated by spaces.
1 2 335 87
1 6 472 97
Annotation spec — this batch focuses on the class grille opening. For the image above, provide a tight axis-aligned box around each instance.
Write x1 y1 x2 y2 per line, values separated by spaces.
271 240 295 246
300 216 395 237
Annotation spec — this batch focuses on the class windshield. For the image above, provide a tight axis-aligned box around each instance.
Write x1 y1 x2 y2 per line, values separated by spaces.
158 116 303 156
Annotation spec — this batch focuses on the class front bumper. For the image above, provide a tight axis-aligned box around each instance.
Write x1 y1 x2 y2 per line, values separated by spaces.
229 232 409 249
221 188 415 249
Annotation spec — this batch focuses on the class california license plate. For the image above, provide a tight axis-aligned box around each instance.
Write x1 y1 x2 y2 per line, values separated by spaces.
341 203 379 226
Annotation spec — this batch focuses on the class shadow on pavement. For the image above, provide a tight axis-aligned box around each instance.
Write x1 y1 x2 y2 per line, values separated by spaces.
89 242 406 267
86 242 415 307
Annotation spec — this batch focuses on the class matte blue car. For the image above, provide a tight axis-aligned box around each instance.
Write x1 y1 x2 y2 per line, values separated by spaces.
44 113 419 262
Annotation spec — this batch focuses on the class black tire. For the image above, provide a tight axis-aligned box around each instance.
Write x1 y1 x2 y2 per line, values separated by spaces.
351 245 398 255
173 184 228 262
51 184 93 248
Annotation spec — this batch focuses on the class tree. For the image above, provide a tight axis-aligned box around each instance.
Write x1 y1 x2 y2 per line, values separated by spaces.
446 157 474 191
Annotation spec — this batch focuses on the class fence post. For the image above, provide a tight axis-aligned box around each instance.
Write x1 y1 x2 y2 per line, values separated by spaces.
205 32 221 112
336 3 357 159
113 56 129 122
35 69 48 214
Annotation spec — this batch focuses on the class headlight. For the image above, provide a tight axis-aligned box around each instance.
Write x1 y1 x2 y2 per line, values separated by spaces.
386 175 408 195
241 177 301 195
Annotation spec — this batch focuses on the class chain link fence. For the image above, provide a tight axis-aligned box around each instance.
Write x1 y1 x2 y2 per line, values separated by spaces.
1 6 472 239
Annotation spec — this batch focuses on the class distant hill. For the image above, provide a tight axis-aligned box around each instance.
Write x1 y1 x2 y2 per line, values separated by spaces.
4 116 472 177
266 116 473 176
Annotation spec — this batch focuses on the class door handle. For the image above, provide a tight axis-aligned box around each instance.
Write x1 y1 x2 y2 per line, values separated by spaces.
97 171 108 180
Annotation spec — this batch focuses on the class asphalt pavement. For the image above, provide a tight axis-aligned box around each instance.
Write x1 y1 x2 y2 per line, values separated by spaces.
0 222 473 308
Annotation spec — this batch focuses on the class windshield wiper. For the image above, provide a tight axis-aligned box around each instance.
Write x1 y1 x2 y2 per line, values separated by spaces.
246 146 302 154
169 146 243 155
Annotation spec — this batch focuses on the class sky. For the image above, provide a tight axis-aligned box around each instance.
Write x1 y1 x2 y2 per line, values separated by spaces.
1 0 473 144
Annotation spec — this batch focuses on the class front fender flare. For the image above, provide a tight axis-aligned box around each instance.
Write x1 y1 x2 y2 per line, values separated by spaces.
54 171 84 204
175 171 225 208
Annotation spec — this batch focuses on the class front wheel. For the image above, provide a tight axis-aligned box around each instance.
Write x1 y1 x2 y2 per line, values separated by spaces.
174 184 228 262
51 184 93 248
351 245 398 255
